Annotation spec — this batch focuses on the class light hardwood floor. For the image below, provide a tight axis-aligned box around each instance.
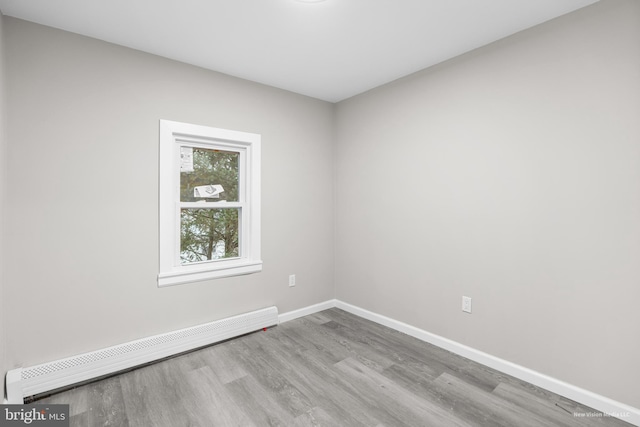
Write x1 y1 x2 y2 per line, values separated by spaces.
38 308 632 426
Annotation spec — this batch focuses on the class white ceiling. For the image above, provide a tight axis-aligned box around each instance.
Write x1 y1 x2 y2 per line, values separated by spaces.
0 0 598 102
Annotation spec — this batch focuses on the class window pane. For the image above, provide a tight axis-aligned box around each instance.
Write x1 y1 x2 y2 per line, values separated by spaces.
180 147 239 202
180 208 239 264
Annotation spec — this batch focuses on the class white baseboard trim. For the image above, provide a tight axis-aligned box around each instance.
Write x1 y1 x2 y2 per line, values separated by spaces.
334 300 640 427
278 300 336 324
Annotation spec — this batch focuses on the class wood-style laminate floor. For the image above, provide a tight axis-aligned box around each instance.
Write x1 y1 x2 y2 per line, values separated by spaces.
39 308 632 426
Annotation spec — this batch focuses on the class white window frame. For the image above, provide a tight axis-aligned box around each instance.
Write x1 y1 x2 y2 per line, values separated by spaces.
158 120 261 287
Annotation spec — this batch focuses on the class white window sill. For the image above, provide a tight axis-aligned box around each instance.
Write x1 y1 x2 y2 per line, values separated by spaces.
158 260 263 287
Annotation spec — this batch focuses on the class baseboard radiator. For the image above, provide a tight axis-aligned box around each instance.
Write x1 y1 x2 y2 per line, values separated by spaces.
6 306 279 403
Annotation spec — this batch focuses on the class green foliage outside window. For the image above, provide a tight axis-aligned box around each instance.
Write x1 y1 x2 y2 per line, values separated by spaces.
180 148 240 263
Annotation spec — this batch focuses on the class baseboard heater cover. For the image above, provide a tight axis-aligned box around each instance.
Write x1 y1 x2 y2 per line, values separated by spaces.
5 306 279 403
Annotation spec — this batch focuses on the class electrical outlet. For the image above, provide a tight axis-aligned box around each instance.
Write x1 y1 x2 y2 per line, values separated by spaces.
462 296 472 314
289 274 296 287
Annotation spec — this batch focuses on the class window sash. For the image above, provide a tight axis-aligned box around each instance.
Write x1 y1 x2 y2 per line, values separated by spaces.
177 142 246 202
176 204 245 265
178 206 241 265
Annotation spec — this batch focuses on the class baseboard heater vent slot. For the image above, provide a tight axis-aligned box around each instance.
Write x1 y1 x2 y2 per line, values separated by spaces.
6 306 279 403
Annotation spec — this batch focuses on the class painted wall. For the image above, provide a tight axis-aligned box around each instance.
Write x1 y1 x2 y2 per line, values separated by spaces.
0 11 7 398
3 18 334 370
335 0 640 409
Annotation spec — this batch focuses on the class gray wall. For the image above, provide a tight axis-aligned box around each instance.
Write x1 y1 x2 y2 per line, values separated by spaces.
3 18 334 370
0 11 7 398
335 0 640 409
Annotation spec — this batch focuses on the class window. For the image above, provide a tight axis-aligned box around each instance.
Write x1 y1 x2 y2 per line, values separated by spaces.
158 120 261 287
